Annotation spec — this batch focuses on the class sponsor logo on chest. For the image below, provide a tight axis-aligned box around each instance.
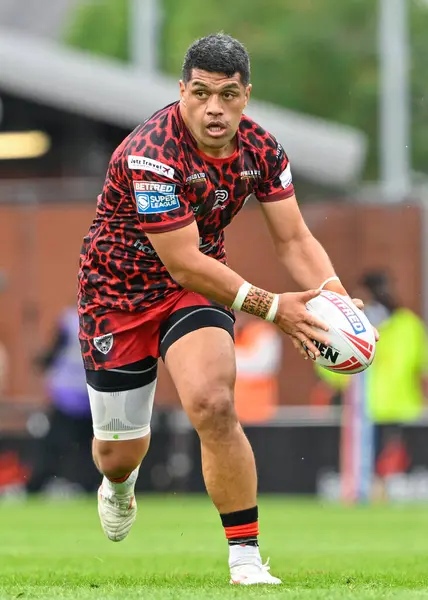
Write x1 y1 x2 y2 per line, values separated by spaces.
128 155 175 180
186 172 206 184
240 169 261 180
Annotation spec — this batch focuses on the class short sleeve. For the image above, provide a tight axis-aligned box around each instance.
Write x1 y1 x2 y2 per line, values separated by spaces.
124 153 194 233
255 141 295 203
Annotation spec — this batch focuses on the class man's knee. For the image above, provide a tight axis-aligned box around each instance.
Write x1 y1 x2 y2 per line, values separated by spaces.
187 386 237 434
93 437 150 479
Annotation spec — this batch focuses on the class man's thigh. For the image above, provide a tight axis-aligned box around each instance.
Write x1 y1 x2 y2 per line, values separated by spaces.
159 291 235 360
160 297 236 410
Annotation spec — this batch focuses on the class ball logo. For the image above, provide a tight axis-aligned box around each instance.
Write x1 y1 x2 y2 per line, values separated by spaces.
322 291 366 334
304 340 340 363
312 340 340 363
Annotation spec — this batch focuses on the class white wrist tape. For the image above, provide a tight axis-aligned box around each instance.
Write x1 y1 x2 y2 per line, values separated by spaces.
231 282 252 310
265 294 279 323
319 276 340 290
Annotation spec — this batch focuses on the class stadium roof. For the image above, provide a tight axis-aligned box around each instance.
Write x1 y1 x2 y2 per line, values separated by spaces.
0 29 367 187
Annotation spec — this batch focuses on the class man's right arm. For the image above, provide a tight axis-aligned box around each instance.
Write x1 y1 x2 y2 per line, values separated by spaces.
147 222 245 307
146 221 330 358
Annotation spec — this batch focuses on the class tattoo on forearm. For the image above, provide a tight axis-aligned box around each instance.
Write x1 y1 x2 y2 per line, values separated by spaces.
241 286 275 319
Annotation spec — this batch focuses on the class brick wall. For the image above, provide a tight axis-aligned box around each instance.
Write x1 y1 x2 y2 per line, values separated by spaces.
0 201 422 405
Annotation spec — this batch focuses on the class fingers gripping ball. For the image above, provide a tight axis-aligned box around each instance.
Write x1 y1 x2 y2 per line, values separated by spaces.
304 291 376 374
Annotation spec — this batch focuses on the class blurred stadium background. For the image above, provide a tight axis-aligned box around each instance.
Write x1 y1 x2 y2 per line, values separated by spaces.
0 0 428 507
4 1 428 597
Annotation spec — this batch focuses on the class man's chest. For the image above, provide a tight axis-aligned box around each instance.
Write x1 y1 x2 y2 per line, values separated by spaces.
182 151 262 230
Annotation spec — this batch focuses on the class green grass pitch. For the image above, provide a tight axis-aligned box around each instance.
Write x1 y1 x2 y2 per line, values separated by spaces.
1 495 428 599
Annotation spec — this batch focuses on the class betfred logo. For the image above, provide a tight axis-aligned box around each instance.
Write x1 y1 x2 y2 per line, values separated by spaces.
134 181 175 194
133 181 179 214
323 291 366 334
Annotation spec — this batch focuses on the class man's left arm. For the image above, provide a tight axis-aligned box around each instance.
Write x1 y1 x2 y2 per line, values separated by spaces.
255 136 348 296
260 194 349 296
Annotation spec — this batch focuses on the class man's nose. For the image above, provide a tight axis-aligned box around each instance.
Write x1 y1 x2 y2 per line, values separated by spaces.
206 94 224 116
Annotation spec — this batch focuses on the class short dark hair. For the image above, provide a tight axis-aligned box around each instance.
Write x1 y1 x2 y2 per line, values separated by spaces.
182 33 250 86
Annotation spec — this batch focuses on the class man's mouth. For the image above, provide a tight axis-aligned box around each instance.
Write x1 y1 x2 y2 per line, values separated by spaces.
206 122 227 136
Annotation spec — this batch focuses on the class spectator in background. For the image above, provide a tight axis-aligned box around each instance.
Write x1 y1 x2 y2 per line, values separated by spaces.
26 306 93 494
313 270 428 499
234 312 282 424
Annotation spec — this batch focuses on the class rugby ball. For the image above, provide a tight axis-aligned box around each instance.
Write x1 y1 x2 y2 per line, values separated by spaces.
304 290 376 374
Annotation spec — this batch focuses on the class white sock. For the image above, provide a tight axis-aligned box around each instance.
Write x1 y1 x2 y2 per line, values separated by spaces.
102 466 140 496
229 543 261 567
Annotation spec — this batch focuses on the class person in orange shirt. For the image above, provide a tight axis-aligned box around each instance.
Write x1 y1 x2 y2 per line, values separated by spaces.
234 312 283 424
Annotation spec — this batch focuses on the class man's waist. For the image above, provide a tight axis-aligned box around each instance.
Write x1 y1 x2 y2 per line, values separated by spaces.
78 284 186 324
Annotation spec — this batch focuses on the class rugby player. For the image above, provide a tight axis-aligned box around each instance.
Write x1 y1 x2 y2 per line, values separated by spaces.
78 33 352 585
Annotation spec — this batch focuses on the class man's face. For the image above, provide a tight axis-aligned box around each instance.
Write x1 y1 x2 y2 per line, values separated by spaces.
179 69 251 156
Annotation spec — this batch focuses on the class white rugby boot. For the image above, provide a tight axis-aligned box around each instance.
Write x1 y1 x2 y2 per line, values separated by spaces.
229 545 282 585
97 470 138 542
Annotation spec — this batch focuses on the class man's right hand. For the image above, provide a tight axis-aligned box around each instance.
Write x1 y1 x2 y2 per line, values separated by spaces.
274 289 330 359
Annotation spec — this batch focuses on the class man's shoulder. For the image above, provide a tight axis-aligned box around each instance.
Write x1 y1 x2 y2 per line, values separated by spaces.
112 102 183 180
239 113 279 153
239 114 289 185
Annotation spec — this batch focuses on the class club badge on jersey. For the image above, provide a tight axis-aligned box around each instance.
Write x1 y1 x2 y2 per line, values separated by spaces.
93 333 114 355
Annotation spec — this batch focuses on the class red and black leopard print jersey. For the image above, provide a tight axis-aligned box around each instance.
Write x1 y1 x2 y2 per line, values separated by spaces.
78 101 294 321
